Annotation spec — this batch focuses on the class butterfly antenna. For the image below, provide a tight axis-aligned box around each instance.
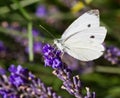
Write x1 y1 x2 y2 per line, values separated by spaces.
39 25 55 38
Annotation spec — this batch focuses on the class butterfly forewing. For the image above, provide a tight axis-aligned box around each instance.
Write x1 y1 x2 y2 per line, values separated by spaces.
62 10 100 40
63 27 107 44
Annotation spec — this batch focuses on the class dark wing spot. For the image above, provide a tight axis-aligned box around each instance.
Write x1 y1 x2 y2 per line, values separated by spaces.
88 24 91 27
90 35 95 38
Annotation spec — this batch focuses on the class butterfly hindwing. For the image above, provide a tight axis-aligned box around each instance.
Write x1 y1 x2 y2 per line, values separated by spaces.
64 41 104 61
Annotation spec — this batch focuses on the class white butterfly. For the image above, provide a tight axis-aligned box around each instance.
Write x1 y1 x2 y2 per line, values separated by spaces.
54 10 107 61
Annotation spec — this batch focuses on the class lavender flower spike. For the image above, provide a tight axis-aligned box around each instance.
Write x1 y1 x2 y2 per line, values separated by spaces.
104 45 120 64
53 66 82 98
42 44 95 98
0 65 61 98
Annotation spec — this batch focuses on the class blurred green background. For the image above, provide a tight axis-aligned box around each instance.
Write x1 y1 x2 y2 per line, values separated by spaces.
0 0 120 98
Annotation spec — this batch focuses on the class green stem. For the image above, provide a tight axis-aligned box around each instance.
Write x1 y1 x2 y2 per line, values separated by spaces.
12 0 31 21
0 26 50 42
95 66 120 74
0 0 39 15
28 22 33 61
12 0 34 61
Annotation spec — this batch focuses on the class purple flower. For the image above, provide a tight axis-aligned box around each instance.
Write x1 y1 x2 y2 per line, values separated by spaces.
8 64 17 73
32 29 39 37
8 65 29 87
9 65 28 75
35 5 47 17
0 89 18 98
0 89 8 98
0 67 6 75
52 58 62 68
22 28 40 38
33 42 42 53
44 58 53 66
42 44 62 68
0 41 6 52
42 44 54 56
104 46 120 64
9 74 24 87
25 41 43 54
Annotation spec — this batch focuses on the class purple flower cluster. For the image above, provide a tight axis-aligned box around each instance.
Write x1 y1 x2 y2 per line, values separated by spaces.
42 44 62 68
8 65 30 87
25 41 43 54
35 5 47 17
53 65 95 98
42 44 95 98
0 65 61 98
104 46 120 64
2 21 43 55
19 28 43 54
22 28 40 39
21 28 43 54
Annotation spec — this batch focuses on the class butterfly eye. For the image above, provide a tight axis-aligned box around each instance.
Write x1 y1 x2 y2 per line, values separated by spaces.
90 35 95 38
87 24 91 27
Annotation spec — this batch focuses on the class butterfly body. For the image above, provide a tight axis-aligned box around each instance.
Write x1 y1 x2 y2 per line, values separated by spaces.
54 39 65 51
54 10 107 61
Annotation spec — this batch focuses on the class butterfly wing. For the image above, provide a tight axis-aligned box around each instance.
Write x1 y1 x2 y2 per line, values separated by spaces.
63 27 107 61
64 42 104 61
62 10 100 40
64 27 107 44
